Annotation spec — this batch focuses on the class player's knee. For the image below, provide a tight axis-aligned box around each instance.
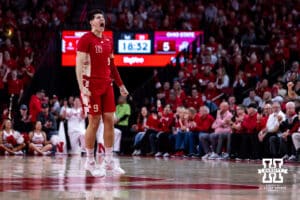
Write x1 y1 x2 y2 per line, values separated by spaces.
88 116 101 130
103 113 114 124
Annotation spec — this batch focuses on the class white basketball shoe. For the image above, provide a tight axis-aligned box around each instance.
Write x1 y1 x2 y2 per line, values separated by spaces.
105 158 125 175
84 160 106 177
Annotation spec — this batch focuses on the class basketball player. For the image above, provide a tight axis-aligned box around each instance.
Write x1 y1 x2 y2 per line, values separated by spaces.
76 9 128 176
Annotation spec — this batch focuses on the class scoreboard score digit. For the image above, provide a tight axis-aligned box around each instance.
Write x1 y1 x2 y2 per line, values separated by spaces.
156 40 176 54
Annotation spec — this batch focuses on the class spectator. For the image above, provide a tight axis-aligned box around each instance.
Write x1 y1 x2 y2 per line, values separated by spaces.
37 103 58 141
2 68 23 112
270 101 299 160
65 97 86 154
0 119 25 155
21 56 35 90
283 61 300 82
144 109 160 156
185 88 203 110
132 106 149 156
292 113 300 161
156 81 170 104
228 96 237 115
230 105 246 159
204 2 217 23
237 103 260 160
215 67 230 90
151 104 174 157
242 90 262 107
28 121 52 155
244 53 262 87
209 102 233 159
115 96 131 154
29 89 44 123
68 96 74 108
59 98 70 150
233 70 247 103
13 104 32 149
173 81 186 108
50 95 60 121
258 101 286 158
198 106 215 159
256 79 271 98
173 106 188 157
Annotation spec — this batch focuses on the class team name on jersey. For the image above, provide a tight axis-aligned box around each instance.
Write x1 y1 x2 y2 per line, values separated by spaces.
95 45 102 53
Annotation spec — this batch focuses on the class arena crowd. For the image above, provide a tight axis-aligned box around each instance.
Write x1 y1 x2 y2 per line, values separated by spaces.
1 0 300 162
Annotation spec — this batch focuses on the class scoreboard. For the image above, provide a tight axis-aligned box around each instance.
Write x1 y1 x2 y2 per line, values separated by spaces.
61 30 204 67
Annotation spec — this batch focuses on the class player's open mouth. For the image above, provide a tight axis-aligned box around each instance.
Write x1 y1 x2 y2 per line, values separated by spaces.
100 23 105 27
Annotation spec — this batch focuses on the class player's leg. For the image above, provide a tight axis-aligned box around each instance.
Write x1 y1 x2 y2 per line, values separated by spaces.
102 112 125 174
83 94 106 177
102 84 125 174
103 112 114 159
102 84 116 157
86 114 101 162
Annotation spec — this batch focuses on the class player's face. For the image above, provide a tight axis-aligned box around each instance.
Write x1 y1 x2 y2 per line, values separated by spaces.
91 13 105 32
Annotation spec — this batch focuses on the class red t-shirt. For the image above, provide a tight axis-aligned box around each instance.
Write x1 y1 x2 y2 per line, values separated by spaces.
245 62 263 78
197 114 215 133
77 32 123 92
185 95 204 110
241 113 258 134
188 114 202 132
159 113 174 132
22 65 35 87
7 79 23 95
29 95 42 122
5 59 18 70
146 114 160 130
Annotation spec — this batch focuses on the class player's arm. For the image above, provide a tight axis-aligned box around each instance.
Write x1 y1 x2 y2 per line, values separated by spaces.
110 54 129 97
76 51 90 96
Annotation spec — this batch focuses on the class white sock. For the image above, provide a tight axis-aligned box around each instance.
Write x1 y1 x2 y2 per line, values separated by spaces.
105 147 113 162
86 148 95 163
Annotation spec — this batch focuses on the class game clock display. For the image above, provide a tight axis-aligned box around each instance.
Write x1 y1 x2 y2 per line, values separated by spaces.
114 32 154 54
118 40 151 54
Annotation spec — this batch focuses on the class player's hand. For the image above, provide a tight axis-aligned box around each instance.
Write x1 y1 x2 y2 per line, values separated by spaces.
81 87 91 96
119 85 129 97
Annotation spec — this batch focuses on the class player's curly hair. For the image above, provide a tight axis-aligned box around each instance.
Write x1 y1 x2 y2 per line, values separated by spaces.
87 9 104 21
